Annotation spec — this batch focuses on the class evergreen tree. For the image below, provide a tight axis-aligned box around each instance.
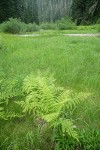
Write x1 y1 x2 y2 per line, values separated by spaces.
0 0 15 23
0 0 39 23
72 0 100 25
0 0 99 24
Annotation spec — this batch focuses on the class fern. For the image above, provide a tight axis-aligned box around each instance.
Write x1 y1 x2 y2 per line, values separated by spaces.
16 73 90 142
0 100 5 119
5 111 23 119
0 78 23 120
0 98 23 120
0 78 23 100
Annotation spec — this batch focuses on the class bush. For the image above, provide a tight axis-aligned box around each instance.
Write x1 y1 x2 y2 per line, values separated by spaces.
26 23 39 32
0 18 40 34
1 18 27 34
77 24 100 32
98 25 100 32
40 22 57 30
96 19 100 24
56 18 77 30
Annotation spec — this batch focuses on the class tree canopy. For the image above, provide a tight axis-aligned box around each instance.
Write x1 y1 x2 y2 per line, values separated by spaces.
72 0 100 25
0 0 99 24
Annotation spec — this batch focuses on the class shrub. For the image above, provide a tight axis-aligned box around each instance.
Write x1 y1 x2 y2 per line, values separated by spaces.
1 18 26 34
77 24 100 32
26 23 39 32
0 18 40 34
93 24 100 33
40 22 57 30
56 18 77 30
98 25 100 32
96 19 100 24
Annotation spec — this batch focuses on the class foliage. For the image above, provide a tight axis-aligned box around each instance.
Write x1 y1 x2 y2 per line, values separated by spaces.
96 19 100 24
0 120 53 150
1 18 26 34
98 25 100 32
0 78 23 120
0 17 77 33
0 33 100 149
26 23 39 32
56 18 77 30
79 128 100 150
0 0 72 23
16 73 90 147
0 99 5 119
40 22 57 30
0 78 23 101
0 0 39 24
0 0 99 25
0 18 40 34
1 17 99 34
0 99 21 120
72 0 100 25
37 0 72 22
39 18 77 31
77 24 100 33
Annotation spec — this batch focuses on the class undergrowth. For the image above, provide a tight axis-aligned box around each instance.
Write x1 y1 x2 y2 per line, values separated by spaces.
0 17 76 34
0 31 100 149
0 17 99 34
0 73 99 150
0 18 39 34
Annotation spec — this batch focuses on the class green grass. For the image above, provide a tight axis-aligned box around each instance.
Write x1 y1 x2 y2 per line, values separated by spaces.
0 31 100 149
38 29 99 35
0 33 100 92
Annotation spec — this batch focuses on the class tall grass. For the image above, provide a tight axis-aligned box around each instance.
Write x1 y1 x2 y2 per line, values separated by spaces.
0 34 99 92
0 33 100 149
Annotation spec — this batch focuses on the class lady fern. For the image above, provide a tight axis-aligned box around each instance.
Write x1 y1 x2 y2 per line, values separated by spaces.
0 100 5 119
16 73 90 142
0 78 23 101
0 78 23 120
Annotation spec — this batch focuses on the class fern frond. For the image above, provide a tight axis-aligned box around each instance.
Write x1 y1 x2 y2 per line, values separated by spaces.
0 100 6 119
5 111 23 119
56 90 90 111
21 74 57 115
43 112 59 122
61 119 78 140
16 73 91 141
0 78 23 102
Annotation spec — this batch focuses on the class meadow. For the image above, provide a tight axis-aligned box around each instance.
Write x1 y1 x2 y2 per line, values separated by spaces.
0 29 100 149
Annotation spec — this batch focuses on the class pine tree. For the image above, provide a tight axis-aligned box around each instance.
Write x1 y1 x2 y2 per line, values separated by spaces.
72 0 100 25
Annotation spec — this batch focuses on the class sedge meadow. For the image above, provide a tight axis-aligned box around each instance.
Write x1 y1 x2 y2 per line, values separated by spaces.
0 29 100 149
0 0 100 149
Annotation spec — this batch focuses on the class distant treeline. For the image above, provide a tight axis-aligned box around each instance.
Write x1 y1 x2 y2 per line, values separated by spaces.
72 0 100 25
0 0 100 24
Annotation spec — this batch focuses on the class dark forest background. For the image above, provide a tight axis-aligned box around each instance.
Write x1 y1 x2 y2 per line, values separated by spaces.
0 0 100 25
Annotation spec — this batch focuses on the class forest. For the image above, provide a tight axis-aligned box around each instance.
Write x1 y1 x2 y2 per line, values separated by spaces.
0 0 100 24
0 0 100 150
